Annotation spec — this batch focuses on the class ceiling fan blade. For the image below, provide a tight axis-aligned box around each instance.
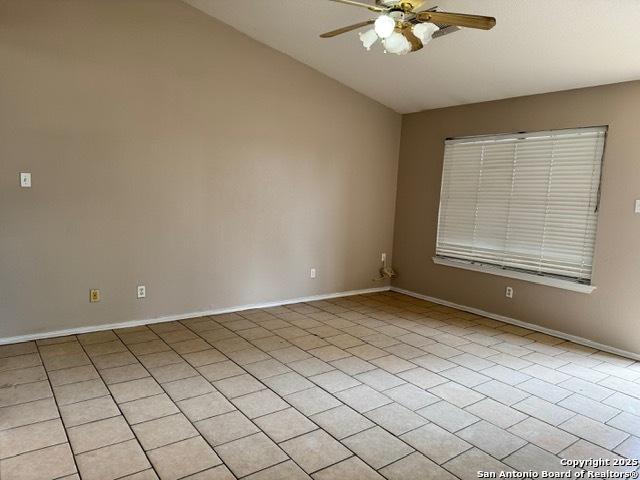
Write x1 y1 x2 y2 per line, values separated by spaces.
412 3 435 14
432 25 461 39
326 0 385 12
416 11 496 30
401 26 423 52
320 20 375 38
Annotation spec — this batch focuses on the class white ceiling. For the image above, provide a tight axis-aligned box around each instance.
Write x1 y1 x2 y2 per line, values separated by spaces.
184 0 640 113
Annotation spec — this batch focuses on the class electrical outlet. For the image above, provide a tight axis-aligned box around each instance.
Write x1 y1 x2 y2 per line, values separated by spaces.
137 285 146 299
635 199 640 214
505 286 514 299
90 289 101 303
310 268 316 279
381 253 387 263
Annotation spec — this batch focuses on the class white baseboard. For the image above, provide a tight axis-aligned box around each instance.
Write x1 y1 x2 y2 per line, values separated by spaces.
391 286 640 362
0 286 391 346
7 284 636 362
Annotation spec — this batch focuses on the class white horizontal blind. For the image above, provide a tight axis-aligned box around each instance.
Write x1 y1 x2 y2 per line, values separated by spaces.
436 127 606 283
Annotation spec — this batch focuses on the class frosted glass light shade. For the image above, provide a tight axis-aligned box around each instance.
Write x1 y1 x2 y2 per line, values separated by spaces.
383 31 411 55
359 28 379 50
412 23 439 45
374 15 396 39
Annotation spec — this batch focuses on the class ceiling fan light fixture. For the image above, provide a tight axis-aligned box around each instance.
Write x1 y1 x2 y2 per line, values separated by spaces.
320 1 496 56
374 14 396 39
359 28 378 50
383 30 411 55
412 23 438 45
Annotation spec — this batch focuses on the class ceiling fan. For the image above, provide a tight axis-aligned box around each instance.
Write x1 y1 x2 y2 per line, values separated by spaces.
320 0 496 55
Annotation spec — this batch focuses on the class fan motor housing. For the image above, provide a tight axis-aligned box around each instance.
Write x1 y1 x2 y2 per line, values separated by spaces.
376 0 424 12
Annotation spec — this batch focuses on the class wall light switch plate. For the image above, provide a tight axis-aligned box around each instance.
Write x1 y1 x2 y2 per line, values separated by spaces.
20 172 31 188
137 285 146 299
635 199 640 214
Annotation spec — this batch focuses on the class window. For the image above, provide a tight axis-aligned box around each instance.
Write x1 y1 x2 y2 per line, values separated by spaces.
435 126 606 291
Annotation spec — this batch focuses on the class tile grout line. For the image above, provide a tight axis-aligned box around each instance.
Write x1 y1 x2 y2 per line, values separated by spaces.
179 310 455 475
222 304 632 467
379 293 638 455
33 342 83 479
70 338 162 480
143 322 358 478
223 299 637 468
110 327 264 479
177 317 393 476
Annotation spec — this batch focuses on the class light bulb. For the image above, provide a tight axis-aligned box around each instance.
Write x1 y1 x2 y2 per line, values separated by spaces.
383 31 411 55
374 14 396 39
412 23 438 45
359 28 378 51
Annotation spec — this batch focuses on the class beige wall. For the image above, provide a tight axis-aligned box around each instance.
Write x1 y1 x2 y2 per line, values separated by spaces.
0 0 401 339
392 81 640 355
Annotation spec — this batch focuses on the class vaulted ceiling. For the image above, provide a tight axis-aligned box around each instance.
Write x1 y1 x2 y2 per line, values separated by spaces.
185 0 640 113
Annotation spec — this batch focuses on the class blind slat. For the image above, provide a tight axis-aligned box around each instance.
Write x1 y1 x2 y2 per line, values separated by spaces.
436 126 606 283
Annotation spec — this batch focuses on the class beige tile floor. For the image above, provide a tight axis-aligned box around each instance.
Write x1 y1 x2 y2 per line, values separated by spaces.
1 291 639 480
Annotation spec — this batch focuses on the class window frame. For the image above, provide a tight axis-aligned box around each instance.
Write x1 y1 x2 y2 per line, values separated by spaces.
433 126 607 294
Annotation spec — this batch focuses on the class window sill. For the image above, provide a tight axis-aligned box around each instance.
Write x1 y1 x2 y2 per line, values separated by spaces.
432 257 596 294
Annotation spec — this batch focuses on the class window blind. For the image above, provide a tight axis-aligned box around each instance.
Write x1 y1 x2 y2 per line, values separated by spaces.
436 126 606 284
